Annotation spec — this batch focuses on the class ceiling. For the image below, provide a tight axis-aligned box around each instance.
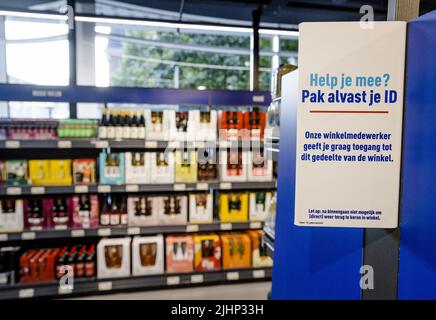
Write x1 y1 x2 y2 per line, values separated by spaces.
1 0 436 28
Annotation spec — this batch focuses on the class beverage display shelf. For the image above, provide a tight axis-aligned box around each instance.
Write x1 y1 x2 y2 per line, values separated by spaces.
0 221 265 242
262 226 275 259
0 181 277 196
0 139 264 150
0 267 272 300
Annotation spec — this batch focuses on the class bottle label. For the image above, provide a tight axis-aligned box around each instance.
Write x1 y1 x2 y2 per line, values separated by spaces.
121 213 128 225
138 127 146 139
130 127 138 139
99 126 107 139
107 127 115 139
115 127 123 139
100 213 110 226
110 214 120 225
122 127 130 139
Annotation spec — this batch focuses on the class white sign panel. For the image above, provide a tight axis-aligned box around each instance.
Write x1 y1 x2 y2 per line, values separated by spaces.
294 22 406 228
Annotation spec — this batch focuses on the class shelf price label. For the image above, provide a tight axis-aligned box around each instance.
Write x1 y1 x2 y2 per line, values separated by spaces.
127 227 140 235
190 274 204 284
58 140 72 148
249 222 262 229
30 187 45 195
5 141 20 149
97 185 111 193
74 185 88 193
19 288 35 299
95 140 109 149
186 224 199 232
219 182 232 190
98 281 112 291
58 286 73 295
145 141 158 148
71 229 85 237
126 184 139 192
98 228 111 237
220 223 232 231
21 232 36 240
252 269 266 279
174 184 186 191
167 276 180 286
196 183 208 191
7 187 21 195
226 272 239 281
0 234 8 241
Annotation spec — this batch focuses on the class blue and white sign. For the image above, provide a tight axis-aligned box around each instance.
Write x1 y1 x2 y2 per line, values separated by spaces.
294 22 406 228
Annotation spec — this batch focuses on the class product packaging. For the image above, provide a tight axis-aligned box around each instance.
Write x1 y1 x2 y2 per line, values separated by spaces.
24 198 47 230
165 235 194 273
244 111 266 141
73 159 96 184
174 150 197 183
247 230 273 267
99 152 125 185
125 152 151 184
247 151 273 182
132 235 164 276
69 194 99 228
219 192 249 222
127 195 159 226
0 199 24 232
145 110 170 141
6 160 28 186
188 193 213 224
194 110 217 142
219 149 248 182
169 110 196 141
150 152 174 183
220 233 252 269
97 237 131 279
249 191 272 221
193 234 221 271
219 111 244 140
157 195 188 225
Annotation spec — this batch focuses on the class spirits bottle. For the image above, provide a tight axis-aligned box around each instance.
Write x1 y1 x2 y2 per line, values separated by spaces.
99 106 108 139
75 245 87 278
85 245 96 277
55 246 69 279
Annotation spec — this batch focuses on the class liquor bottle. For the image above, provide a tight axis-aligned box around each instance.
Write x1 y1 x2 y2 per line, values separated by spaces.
138 110 146 139
99 106 108 139
55 246 69 279
66 245 78 275
110 197 120 226
107 108 115 139
100 195 110 226
130 110 139 139
120 197 128 225
122 110 131 139
79 195 91 228
85 245 96 277
75 245 87 278
115 110 123 140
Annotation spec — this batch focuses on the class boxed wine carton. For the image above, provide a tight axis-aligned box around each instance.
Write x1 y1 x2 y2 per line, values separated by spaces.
150 152 174 184
219 192 249 222
145 110 170 141
165 235 194 273
0 199 24 232
249 191 272 221
125 152 151 184
193 234 221 271
219 149 248 182
174 150 197 183
247 151 273 182
127 195 159 226
97 237 131 279
132 235 164 276
220 233 252 269
157 195 188 225
99 152 125 185
188 193 213 224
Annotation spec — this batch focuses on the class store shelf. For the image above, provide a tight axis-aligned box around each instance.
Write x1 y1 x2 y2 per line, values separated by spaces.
0 83 271 107
0 221 265 242
0 267 272 300
0 139 264 150
0 181 277 196
262 225 275 259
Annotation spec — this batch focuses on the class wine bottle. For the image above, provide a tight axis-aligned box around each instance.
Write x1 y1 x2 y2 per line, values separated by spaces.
130 110 138 139
122 110 131 139
138 110 146 139
99 105 108 139
100 195 110 226
107 108 115 139
115 110 123 140
110 197 120 226
120 197 128 225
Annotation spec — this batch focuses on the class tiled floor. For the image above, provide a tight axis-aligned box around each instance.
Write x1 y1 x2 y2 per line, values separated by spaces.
72 281 271 300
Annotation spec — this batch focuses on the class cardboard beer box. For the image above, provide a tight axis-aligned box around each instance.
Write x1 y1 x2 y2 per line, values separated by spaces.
127 195 160 226
220 233 252 269
73 159 96 185
169 110 196 141
247 230 273 267
150 152 174 184
174 150 197 183
125 152 151 184
194 110 217 142
157 194 188 225
188 193 213 224
6 160 28 186
219 111 244 140
165 235 194 273
247 151 273 182
219 149 248 182
244 111 266 141
97 237 131 279
132 235 164 276
99 152 125 185
249 191 272 221
219 192 249 222
145 110 170 141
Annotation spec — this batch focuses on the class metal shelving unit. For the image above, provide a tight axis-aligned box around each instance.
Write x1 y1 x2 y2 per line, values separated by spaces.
0 221 264 242
0 267 272 300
